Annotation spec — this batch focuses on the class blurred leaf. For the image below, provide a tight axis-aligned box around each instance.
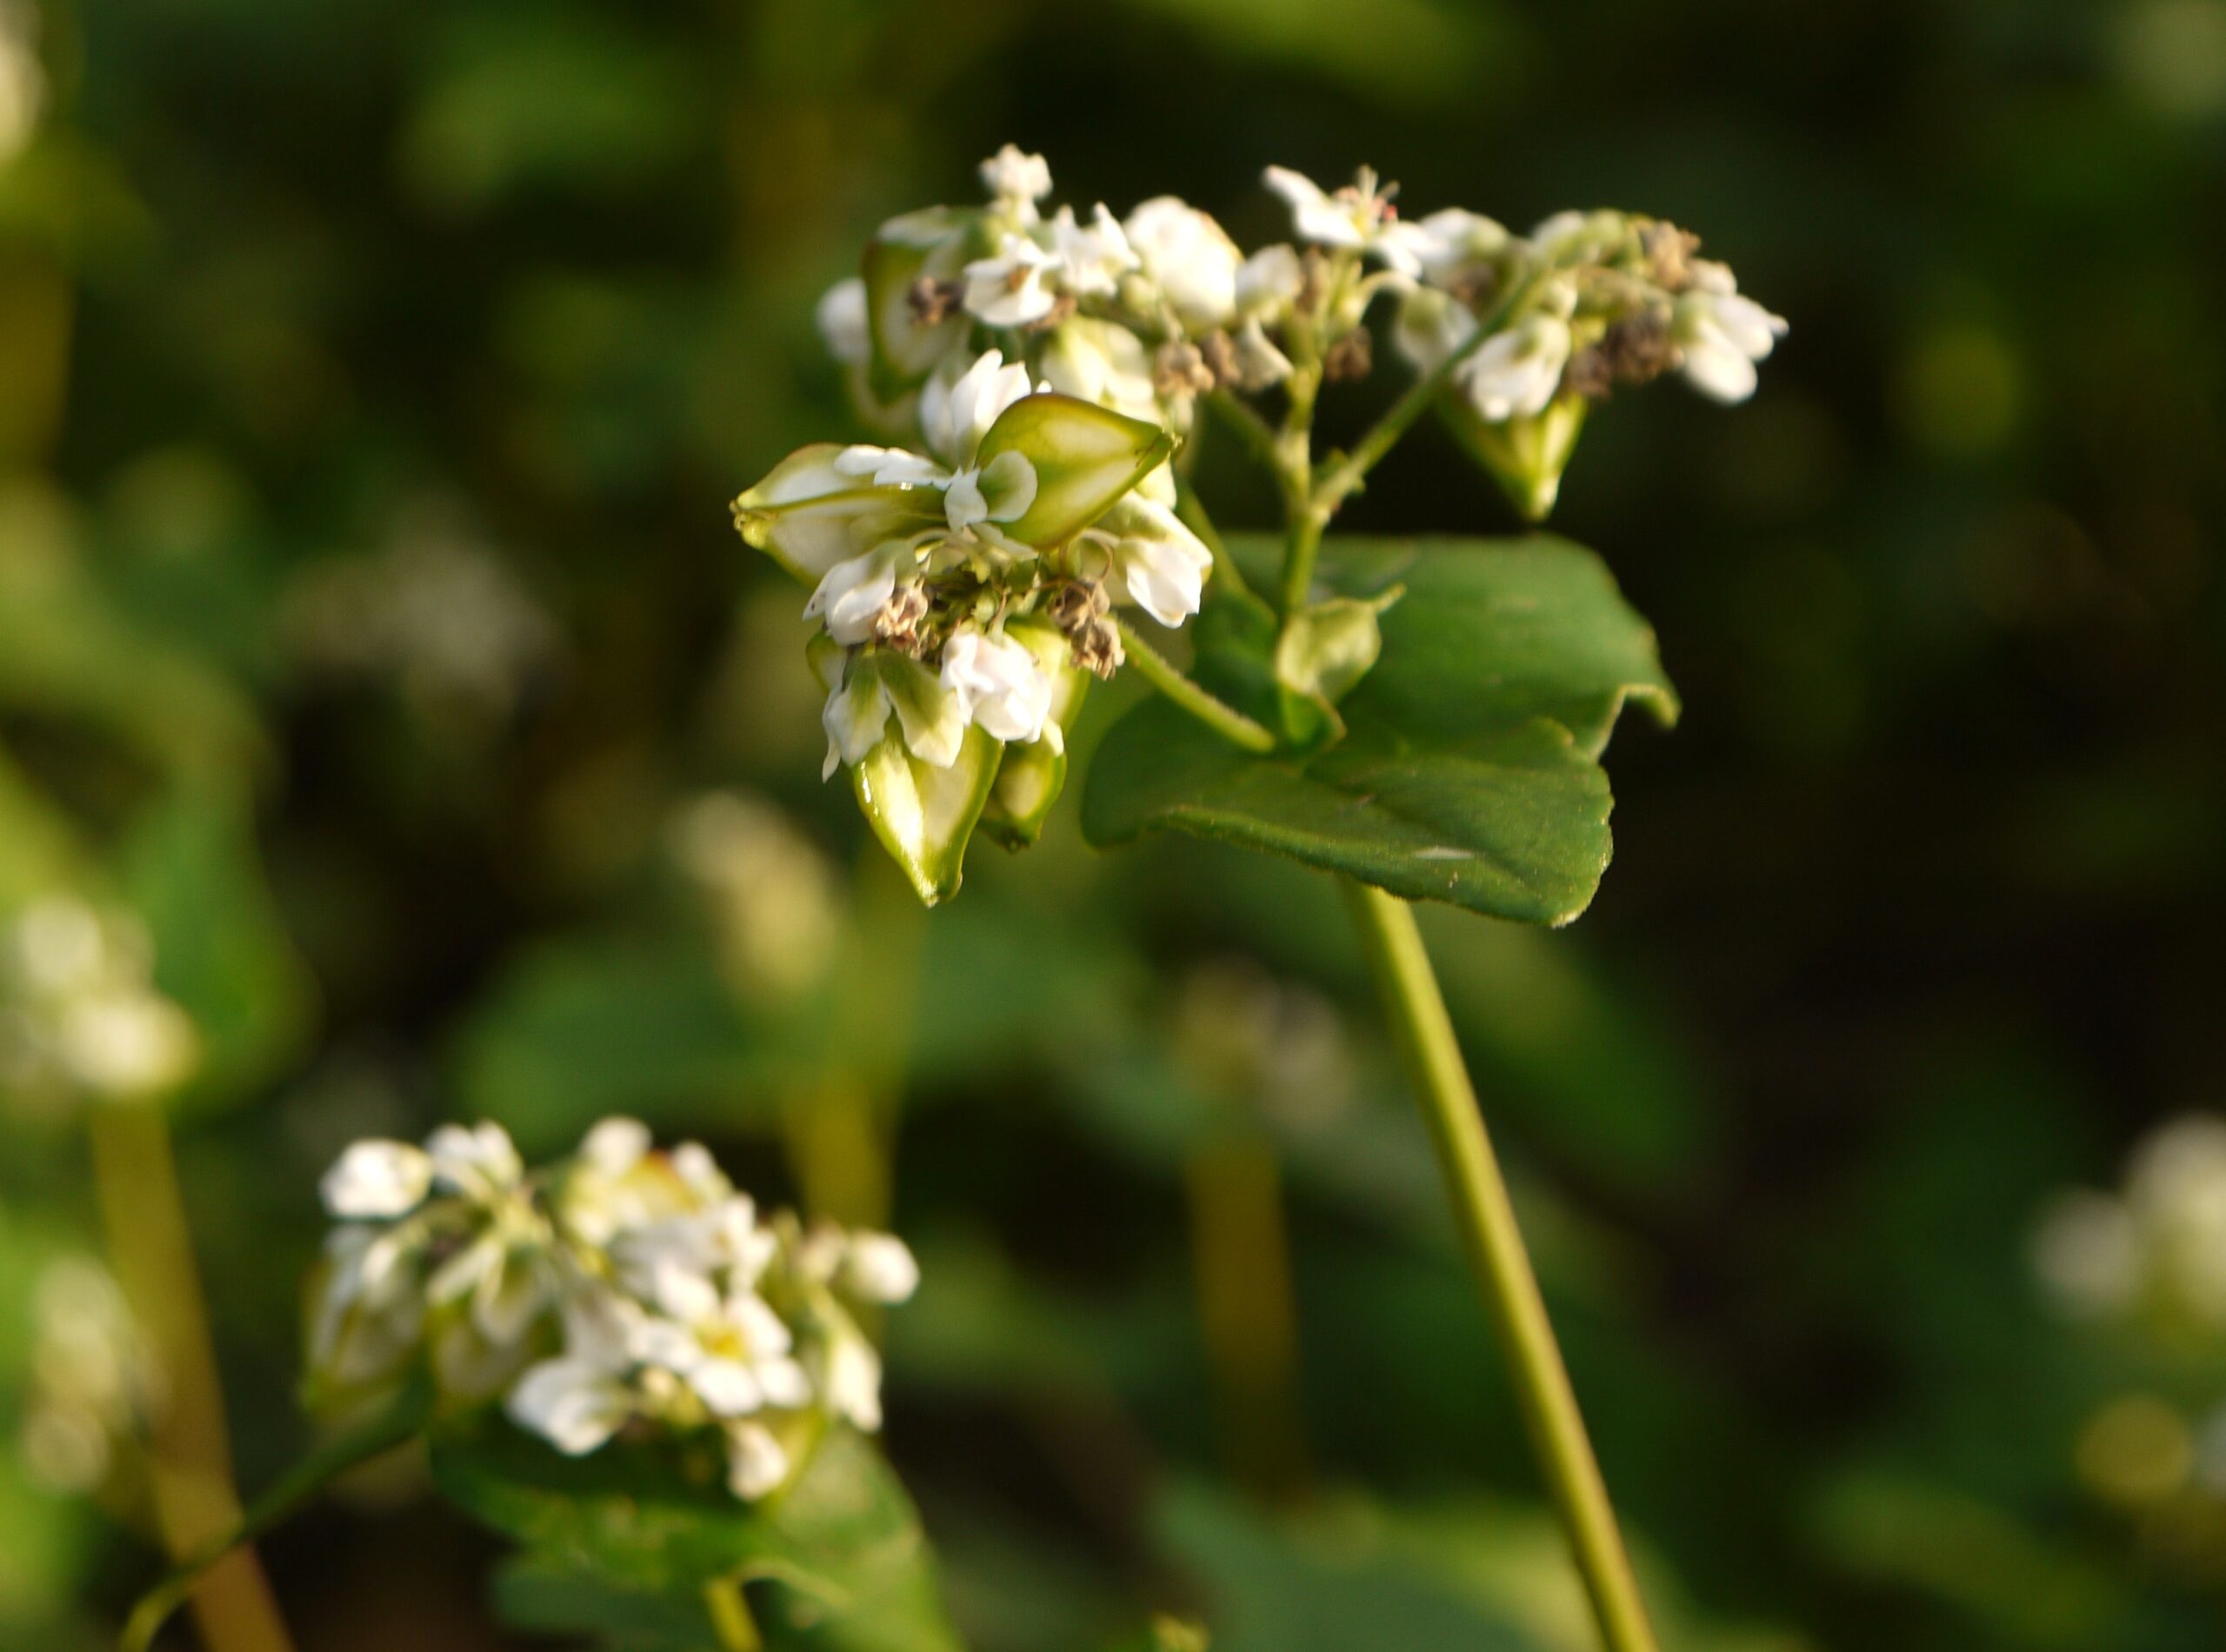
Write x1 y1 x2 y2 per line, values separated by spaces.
118 783 316 1112
1083 536 1677 925
1154 1482 1546 1652
452 933 794 1156
433 1420 965 1651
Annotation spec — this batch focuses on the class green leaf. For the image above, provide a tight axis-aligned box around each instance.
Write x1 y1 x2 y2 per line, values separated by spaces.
118 782 317 1113
975 395 1174 550
432 1420 965 1652
1081 536 1676 926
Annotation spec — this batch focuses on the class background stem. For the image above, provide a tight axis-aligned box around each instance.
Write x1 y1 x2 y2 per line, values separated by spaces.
90 1105 297 1652
1341 883 1661 1652
704 1577 764 1650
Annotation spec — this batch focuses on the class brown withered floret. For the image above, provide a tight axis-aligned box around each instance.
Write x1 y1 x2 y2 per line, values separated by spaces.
1197 330 1242 389
1565 311 1676 402
1153 340 1216 399
1070 616 1125 680
908 277 963 325
870 586 932 655
1638 222 1703 294
1323 326 1374 383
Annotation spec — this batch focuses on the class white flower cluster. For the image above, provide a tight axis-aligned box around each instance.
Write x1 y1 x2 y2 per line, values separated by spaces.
0 896 200 1108
2033 1114 2226 1329
309 1117 918 1502
17 1256 161 1495
1383 200 1788 418
738 150 1784 895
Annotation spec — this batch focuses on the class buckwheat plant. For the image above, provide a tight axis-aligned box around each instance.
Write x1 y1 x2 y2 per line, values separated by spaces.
127 150 1782 1652
741 148 1777 1652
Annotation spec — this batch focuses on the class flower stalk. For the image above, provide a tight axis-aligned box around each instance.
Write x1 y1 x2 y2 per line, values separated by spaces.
1112 617 1276 753
1342 882 1659 1652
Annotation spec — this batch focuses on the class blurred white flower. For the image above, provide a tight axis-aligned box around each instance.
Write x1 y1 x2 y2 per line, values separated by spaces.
0 896 200 1107
1673 263 1788 404
0 0 43 166
1263 165 1425 276
979 143 1052 220
1123 197 1242 333
1456 314 1574 423
816 276 870 365
314 1118 920 1502
18 1256 160 1496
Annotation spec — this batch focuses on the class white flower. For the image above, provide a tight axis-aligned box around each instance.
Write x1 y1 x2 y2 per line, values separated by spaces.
726 1421 790 1499
1673 263 1786 404
1263 165 1422 276
53 992 198 1098
816 647 968 777
1456 314 1574 423
1123 197 1241 332
1407 208 1509 289
321 1140 434 1219
940 629 1055 744
803 543 907 646
579 1116 652 1177
1236 243 1306 318
939 450 1038 535
816 276 870 366
963 230 1062 327
962 208 1136 329
1050 203 1139 297
509 1353 634 1455
5 897 108 998
1100 496 1214 628
823 1331 885 1431
1392 287 1479 376
979 143 1051 219
1230 317 1295 390
426 1121 525 1200
920 349 1037 466
843 1233 922 1304
1038 318 1161 423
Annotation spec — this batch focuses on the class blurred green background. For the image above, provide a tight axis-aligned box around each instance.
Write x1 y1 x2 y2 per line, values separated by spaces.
3 0 2224 1647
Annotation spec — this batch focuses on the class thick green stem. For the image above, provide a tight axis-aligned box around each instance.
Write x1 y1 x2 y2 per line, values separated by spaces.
1342 883 1660 1652
1115 618 1276 754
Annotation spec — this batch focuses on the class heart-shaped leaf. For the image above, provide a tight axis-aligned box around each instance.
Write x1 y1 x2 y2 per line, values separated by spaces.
1080 536 1676 926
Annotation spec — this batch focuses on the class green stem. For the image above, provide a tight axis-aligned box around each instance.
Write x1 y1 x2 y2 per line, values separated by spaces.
704 1577 763 1650
93 1106 298 1652
1310 270 1545 523
1203 389 1282 481
1115 618 1276 754
121 1379 431 1652
1342 883 1660 1652
1173 479 1255 606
